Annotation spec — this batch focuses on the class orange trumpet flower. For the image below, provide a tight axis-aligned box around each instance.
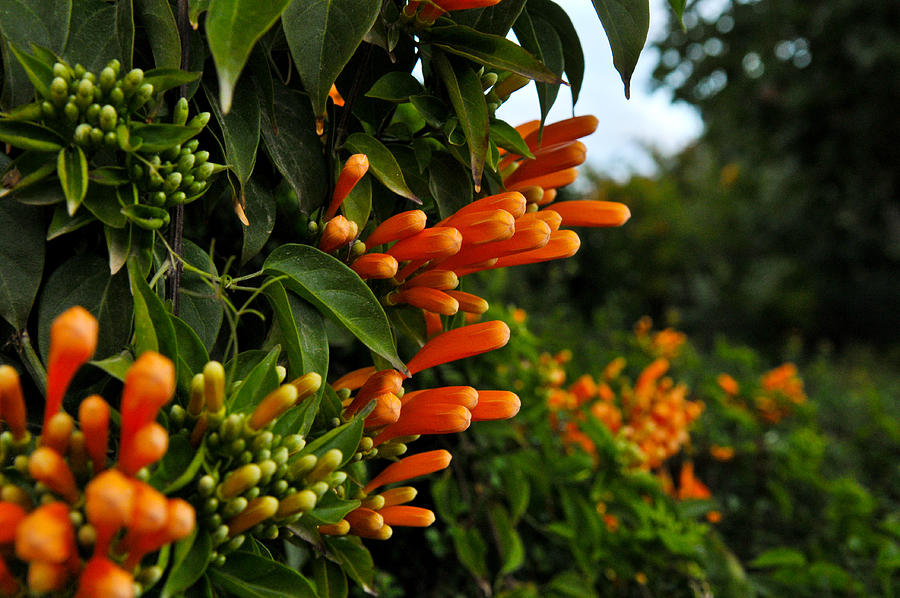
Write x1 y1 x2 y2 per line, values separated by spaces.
385 227 462 262
345 369 405 416
389 287 459 316
79 395 110 475
402 269 459 291
406 320 510 376
372 402 471 446
443 192 526 222
401 385 478 409
15 502 75 564
118 422 168 476
28 447 78 503
365 210 427 247
0 502 26 544
45 306 98 429
445 290 488 314
503 141 586 188
351 253 399 279
0 365 27 441
332 366 377 392
85 470 135 556
378 505 435 527
549 200 631 228
363 392 402 429
441 209 516 245
75 557 134 598
469 390 521 421
326 154 369 219
363 449 452 494
505 167 579 193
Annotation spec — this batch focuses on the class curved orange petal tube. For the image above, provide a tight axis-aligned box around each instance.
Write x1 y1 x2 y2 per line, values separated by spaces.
405 320 510 376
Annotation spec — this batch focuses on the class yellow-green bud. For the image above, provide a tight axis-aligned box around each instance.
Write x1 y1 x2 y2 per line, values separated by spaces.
50 77 68 104
203 361 226 413
375 442 407 459
271 446 289 466
358 436 374 452
307 449 342 483
226 496 278 537
220 464 261 498
308 481 330 498
173 97 189 125
221 496 248 519
77 78 94 98
290 372 322 400
99 105 117 132
99 67 116 92
210 524 229 546
252 432 274 453
188 112 210 128
257 459 277 485
188 373 205 417
122 68 144 93
282 434 305 454
77 524 97 547
163 171 182 193
52 63 69 79
194 150 209 165
361 495 385 510
275 365 287 383
248 385 298 430
328 471 347 487
276 489 317 518
221 534 245 554
288 454 317 480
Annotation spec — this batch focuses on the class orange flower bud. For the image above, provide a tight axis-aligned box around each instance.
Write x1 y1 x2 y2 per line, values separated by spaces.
123 498 195 570
119 422 168 476
401 386 478 409
29 447 78 503
331 367 376 392
289 371 323 400
363 450 452 494
328 84 345 107
363 392 402 429
389 288 459 317
443 192 526 222
385 227 462 262
520 115 598 152
127 481 168 536
249 384 299 430
451 258 499 278
319 215 358 253
486 230 581 269
503 141 587 187
0 555 20 596
438 219 550 270
423 310 443 338
549 200 631 228
351 253 399 279
445 291 488 315
28 560 68 593
518 209 562 232
403 269 459 291
372 403 470 446
345 508 384 535
470 390 521 421
120 352 175 446
0 365 27 441
76 557 134 598
505 167 579 193
365 210 427 247
377 486 417 507
45 306 98 428
442 209 516 245
226 496 278 537
716 373 740 396
0 502 26 544
41 412 74 454
79 395 110 475
351 523 393 540
345 369 404 416
326 154 369 219
85 470 134 556
318 520 350 536
15 502 74 563
378 505 435 527
406 321 510 376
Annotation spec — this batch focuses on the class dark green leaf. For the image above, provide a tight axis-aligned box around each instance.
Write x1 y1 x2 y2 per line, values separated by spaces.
161 529 211 598
208 551 317 598
527 0 584 105
365 72 424 102
6 42 55 99
170 314 209 392
115 0 134 70
388 305 427 348
37 255 131 360
282 0 380 121
263 244 405 372
590 0 649 98
1 151 57 198
450 525 489 580
121 203 169 230
205 76 260 189
311 557 348 598
0 4 69 56
206 0 292 113
0 200 43 328
432 52 488 190
57 145 88 216
149 431 205 493
178 240 223 352
134 0 180 69
260 82 327 213
749 547 807 569
188 0 209 27
142 68 201 95
65 0 130 72
262 280 329 386
428 152 473 219
667 0 685 24
83 183 126 228
299 416 363 467
46 202 94 239
128 259 177 360
240 180 275 265
489 119 534 158
306 492 361 526
129 123 203 152
427 25 562 85
514 11 563 126
340 173 371 231
489 503 525 577
89 351 133 381
409 94 450 129
0 120 63 152
229 345 280 413
343 132 418 203
106 225 130 274
89 166 130 187
471 0 527 36
323 537 374 594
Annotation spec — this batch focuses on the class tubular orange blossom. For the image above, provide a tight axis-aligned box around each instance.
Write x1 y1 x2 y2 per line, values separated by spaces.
118 422 168 476
365 210 427 247
389 287 459 316
0 365 27 441
319 215 358 253
28 448 78 504
400 386 478 409
332 366 377 392
443 192 526 222
402 269 459 291
0 502 26 544
378 505 435 527
75 557 134 598
485 230 582 269
363 449 452 494
15 502 75 564
505 167 579 193
326 154 369 219
470 390 521 421
406 320 510 376
549 200 631 228
445 290 489 314
372 403 471 446
79 395 110 475
119 352 175 447
45 306 98 429
351 253 399 279
441 209 516 245
385 227 462 262
503 141 587 187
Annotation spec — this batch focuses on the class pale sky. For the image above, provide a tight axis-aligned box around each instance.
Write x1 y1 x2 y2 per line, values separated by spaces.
496 0 704 180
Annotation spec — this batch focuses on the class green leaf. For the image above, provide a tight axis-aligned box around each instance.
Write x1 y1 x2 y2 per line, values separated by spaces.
209 551 317 598
83 183 126 228
527 0 584 105
343 132 418 203
409 94 450 129
89 351 133 381
142 68 201 95
323 537 374 594
0 151 58 198
129 123 203 152
388 306 427 349
514 11 563 127
46 203 93 239
229 346 280 413
590 0 649 98
0 200 43 328
432 52 488 191
178 240 223 352
121 203 170 230
750 547 808 569
365 72 424 103
149 431 205 493
489 119 534 158
0 120 64 152
205 76 260 190
471 0 527 36
170 314 209 392
428 152 473 219
128 260 177 360
282 0 380 121
299 416 363 467
311 557 348 598
89 166 130 187
667 0 685 24
263 244 405 372
188 0 209 27
37 254 131 360
206 0 292 113
134 0 180 69
259 82 327 213
57 145 88 216
240 180 275 265
105 225 130 274
161 529 211 598
0 5 69 57
65 0 131 72
427 25 562 85
450 525 489 580
340 173 371 231
489 503 525 577
6 42 55 99
115 0 134 70
306 492 361 526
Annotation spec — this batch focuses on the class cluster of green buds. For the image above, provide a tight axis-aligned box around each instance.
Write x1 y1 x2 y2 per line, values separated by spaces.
168 362 352 567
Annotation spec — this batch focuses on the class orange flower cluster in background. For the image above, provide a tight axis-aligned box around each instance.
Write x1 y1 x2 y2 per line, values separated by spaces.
715 363 806 424
0 307 193 597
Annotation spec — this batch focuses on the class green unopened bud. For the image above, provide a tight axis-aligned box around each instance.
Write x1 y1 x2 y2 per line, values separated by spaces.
73 64 86 78
51 77 68 105
244 486 260 500
99 67 116 92
188 112 210 128
163 171 182 193
481 72 499 90
137 565 163 587
130 82 154 109
194 150 209 165
222 496 248 519
77 523 96 547
229 438 246 455
329 471 347 487
271 446 289 466
238 451 253 464
89 127 104 145
221 464 262 498
288 454 318 480
99 105 117 131
307 448 342 483
336 388 352 401
197 474 216 496
192 161 214 182
172 97 190 125
361 494 385 510
308 481 330 498
257 459 277 485
41 101 55 119
52 63 69 79
226 496 278 537
358 436 374 453
375 442 407 459
108 86 125 107
177 153 195 173
251 432 274 453
187 182 206 196
203 361 226 413
123 68 144 93
207 432 220 448
282 435 305 455
188 373 205 416
210 524 229 546
272 480 289 496
77 78 94 98
74 123 92 146
83 103 100 124
277 488 318 518
203 497 219 515
149 191 167 207
169 404 186 427
221 414 243 442
220 534 245 554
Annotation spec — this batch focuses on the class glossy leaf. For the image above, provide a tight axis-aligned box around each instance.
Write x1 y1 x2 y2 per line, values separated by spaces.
263 244 405 372
105 225 129 274
513 11 563 127
83 184 126 228
310 557 348 598
260 82 327 213
46 203 93 239
306 493 361 526
206 76 260 190
0 151 57 199
489 119 534 159
143 68 202 95
209 552 317 598
282 0 380 121
65 0 132 72
89 352 133 382
450 525 489 580
206 0 292 113
428 152 473 219
323 537 374 594
161 529 211 598
6 42 55 99
409 94 450 129
431 52 488 191
470 0 527 36
590 0 649 98
262 280 328 383
0 120 64 152
178 240 223 352
128 259 177 361
343 132 417 203
527 0 584 105
121 203 170 230
0 200 43 328
340 174 371 231
366 72 424 102
57 146 88 216
299 416 363 467
170 314 209 391
241 180 275 265
668 0 685 24
37 255 131 360
135 0 180 69
427 25 562 85
229 345 280 413
129 123 203 152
